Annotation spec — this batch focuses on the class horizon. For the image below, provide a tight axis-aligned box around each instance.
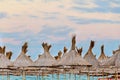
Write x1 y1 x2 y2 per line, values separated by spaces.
0 0 120 61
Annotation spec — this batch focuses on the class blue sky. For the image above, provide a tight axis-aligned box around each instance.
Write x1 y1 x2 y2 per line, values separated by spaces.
0 0 120 61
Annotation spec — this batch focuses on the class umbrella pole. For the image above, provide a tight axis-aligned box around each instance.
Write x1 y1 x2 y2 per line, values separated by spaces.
2 69 4 80
79 72 81 80
36 74 38 80
75 73 76 80
78 68 81 80
22 68 26 80
23 71 26 80
116 68 118 80
64 69 66 80
52 68 54 80
38 68 40 80
87 67 90 80
57 70 59 80
115 71 117 80
69 73 71 80
7 71 10 80
102 69 104 79
115 68 118 80
42 69 44 80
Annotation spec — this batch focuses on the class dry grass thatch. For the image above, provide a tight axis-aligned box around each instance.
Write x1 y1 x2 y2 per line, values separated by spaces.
0 54 13 68
54 51 62 60
13 42 34 67
6 51 12 60
84 40 99 67
103 46 120 67
34 42 56 67
98 45 108 63
63 46 68 53
0 46 6 54
56 36 91 66
76 47 82 56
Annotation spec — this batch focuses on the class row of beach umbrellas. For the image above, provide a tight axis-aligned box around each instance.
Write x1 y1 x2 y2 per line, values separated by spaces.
0 36 120 69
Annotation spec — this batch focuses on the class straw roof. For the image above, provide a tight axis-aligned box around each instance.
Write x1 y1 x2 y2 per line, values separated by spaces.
34 42 56 67
103 46 120 67
6 51 12 60
84 40 99 67
98 45 108 63
56 36 91 66
0 54 13 68
13 42 34 67
0 46 5 54
63 46 68 53
54 51 62 60
76 47 82 56
0 46 12 68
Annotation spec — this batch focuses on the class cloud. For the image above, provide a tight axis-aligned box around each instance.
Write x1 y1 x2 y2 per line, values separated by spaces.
0 12 7 19
1 38 21 45
0 0 120 42
110 2 120 8
68 16 120 24
70 24 120 41
37 25 73 43
73 0 98 8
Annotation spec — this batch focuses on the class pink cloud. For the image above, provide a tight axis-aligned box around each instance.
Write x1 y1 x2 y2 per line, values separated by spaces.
48 35 66 42
70 23 120 41
1 38 21 45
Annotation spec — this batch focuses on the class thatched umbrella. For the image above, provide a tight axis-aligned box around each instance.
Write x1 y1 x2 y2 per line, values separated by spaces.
98 45 108 64
103 46 120 67
0 46 6 54
0 53 13 68
5 51 13 80
84 40 99 68
57 36 91 66
54 51 62 61
34 42 56 80
34 42 56 67
13 42 33 67
13 42 33 80
63 46 68 54
76 47 82 56
56 36 91 80
6 51 12 60
0 50 13 68
0 46 13 80
102 46 120 79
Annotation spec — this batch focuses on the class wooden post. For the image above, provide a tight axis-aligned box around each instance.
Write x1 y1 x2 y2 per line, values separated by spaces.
87 67 90 80
115 71 117 80
22 68 26 80
64 69 66 80
79 71 81 80
57 70 59 80
2 69 4 80
115 68 118 80
102 69 104 80
7 71 10 80
42 69 44 80
36 75 38 80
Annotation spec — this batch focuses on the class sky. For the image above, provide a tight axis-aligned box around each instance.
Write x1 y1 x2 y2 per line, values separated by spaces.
0 0 120 61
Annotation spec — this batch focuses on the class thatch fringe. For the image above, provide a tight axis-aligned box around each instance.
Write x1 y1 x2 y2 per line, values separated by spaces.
63 46 68 53
0 46 6 54
42 42 51 52
76 47 82 56
54 51 62 60
71 35 76 50
98 45 107 63
6 51 12 60
84 40 99 67
22 42 28 54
